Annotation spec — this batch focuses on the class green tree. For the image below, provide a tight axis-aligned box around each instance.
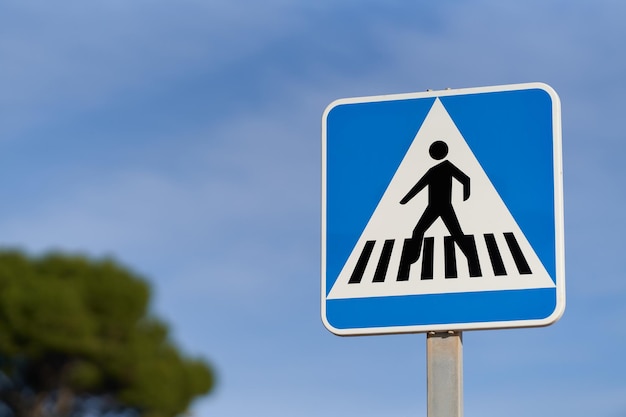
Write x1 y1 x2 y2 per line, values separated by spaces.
0 250 214 417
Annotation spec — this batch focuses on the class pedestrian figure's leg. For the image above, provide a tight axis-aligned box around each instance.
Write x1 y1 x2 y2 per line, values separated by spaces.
398 209 438 281
441 208 482 277
397 239 419 281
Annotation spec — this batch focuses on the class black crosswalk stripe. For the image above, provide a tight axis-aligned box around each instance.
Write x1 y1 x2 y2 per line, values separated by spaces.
348 233 532 284
373 239 395 282
484 233 507 276
420 237 434 280
348 240 375 284
504 232 532 275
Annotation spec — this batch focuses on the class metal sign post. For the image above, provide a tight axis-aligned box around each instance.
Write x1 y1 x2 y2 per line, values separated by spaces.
427 331 463 417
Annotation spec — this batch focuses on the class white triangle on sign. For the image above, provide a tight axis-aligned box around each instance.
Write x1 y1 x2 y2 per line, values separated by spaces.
327 98 555 300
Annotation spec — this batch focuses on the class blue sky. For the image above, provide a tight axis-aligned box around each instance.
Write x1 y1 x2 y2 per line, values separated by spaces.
1 1 625 416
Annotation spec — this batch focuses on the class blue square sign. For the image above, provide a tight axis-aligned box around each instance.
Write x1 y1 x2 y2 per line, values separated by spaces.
321 83 565 335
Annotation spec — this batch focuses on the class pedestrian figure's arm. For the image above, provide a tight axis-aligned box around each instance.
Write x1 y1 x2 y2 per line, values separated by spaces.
400 175 428 204
463 179 470 200
449 164 470 200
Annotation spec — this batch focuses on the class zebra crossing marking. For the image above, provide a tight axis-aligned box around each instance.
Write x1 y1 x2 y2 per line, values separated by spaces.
346 232 531 285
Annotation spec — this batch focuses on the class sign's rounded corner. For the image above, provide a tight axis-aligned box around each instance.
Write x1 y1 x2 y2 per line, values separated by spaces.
527 82 561 107
322 98 350 123
544 296 566 326
321 313 351 337
526 296 566 329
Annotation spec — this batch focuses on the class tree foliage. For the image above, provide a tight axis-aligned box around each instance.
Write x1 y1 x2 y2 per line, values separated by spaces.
0 250 214 417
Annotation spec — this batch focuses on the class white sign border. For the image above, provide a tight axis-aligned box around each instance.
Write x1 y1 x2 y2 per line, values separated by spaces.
321 82 565 335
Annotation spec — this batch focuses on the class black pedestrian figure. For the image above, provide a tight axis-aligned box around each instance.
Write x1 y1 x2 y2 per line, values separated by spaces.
397 140 481 280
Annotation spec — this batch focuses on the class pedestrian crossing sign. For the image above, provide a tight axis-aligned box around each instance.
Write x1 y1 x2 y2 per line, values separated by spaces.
321 82 565 335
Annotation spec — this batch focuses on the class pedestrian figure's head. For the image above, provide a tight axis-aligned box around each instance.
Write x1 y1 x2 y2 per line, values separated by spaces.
429 141 448 160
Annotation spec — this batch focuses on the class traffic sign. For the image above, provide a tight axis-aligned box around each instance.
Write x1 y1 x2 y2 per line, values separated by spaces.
321 83 565 335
